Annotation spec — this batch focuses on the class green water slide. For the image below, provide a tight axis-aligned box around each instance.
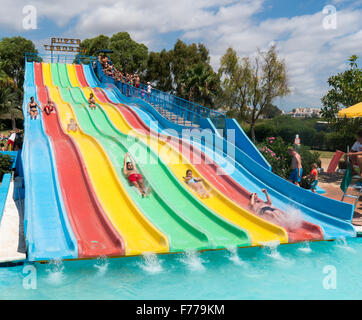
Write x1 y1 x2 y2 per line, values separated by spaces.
57 82 250 250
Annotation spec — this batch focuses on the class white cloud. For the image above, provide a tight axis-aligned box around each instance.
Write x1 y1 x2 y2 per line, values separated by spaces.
0 0 361 109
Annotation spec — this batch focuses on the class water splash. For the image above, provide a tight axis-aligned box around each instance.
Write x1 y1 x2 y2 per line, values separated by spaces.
46 258 65 285
180 250 205 272
262 241 295 266
335 237 356 253
282 206 304 230
226 247 246 266
94 256 109 275
139 253 163 274
298 242 312 254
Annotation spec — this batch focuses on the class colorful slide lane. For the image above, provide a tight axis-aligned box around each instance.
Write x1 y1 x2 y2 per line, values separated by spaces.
94 88 324 242
54 67 251 250
34 62 124 258
43 63 170 256
72 83 289 246
95 78 355 240
22 62 77 261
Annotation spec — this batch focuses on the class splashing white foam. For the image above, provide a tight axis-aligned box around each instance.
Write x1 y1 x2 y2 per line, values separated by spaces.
94 256 109 275
46 258 65 285
280 206 304 230
298 242 312 254
335 237 356 253
226 247 246 266
139 253 163 274
180 250 205 272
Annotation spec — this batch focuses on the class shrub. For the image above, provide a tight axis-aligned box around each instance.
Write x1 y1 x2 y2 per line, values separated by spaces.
258 136 321 182
0 154 12 181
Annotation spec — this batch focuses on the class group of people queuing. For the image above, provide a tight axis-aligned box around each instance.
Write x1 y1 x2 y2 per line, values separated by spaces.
98 55 152 100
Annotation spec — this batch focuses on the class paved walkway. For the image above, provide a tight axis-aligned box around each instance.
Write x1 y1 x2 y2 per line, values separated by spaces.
0 179 26 263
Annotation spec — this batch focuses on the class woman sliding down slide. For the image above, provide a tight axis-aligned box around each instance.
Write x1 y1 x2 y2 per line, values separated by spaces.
183 169 210 199
123 152 149 197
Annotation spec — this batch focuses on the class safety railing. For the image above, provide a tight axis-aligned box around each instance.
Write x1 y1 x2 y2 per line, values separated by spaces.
96 60 226 129
116 81 202 127
25 52 96 65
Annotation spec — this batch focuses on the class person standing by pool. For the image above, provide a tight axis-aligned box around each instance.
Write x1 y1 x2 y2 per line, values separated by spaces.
308 163 319 193
288 147 303 186
6 130 16 151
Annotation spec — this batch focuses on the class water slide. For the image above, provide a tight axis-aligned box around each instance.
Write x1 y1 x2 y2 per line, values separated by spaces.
69 83 290 246
36 62 124 258
22 62 78 261
55 65 252 249
93 88 324 242
84 66 355 240
46 63 169 256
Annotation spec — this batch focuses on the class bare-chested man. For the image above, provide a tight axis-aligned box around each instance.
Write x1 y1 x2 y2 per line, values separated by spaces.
288 147 303 186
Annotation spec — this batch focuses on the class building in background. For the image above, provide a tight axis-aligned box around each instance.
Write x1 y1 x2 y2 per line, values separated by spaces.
289 108 321 118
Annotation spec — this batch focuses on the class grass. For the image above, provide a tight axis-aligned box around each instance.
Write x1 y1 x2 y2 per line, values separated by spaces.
311 150 335 159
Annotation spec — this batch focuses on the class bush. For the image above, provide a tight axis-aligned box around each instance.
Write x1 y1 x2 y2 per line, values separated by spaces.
0 154 12 181
258 136 321 181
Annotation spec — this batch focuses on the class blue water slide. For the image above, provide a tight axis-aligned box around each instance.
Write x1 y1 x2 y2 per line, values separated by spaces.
87 61 355 239
22 62 77 261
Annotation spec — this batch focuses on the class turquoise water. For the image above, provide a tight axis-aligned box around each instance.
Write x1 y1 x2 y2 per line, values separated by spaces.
1 238 362 300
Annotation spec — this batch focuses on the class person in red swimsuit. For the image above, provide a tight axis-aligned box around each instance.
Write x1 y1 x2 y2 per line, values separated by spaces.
123 152 148 197
43 100 55 115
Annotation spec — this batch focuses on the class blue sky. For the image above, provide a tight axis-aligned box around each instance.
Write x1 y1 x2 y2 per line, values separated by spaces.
1 0 361 110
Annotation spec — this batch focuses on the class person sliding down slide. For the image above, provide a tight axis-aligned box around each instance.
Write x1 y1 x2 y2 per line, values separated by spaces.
248 189 300 229
123 152 149 197
183 169 210 199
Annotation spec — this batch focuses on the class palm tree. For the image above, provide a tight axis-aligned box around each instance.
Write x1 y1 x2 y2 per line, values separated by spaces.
181 63 219 107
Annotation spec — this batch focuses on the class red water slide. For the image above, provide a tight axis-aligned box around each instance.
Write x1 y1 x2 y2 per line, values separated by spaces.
33 62 125 258
74 64 90 87
93 87 324 242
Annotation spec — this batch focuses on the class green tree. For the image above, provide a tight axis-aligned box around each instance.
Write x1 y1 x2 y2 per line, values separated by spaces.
170 40 215 98
219 45 290 142
109 32 148 75
262 103 283 119
180 62 219 107
218 48 252 118
145 50 173 92
0 36 37 88
79 32 148 75
321 55 362 131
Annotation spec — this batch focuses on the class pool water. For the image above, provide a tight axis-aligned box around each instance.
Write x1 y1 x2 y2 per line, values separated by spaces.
1 238 362 300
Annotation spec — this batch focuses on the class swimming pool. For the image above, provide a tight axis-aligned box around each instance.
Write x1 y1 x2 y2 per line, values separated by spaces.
1 238 362 300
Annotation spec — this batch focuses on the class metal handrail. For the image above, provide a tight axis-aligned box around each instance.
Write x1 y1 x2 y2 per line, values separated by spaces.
95 60 226 128
25 52 96 65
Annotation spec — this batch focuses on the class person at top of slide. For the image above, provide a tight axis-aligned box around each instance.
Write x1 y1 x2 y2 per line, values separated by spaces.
27 96 41 120
288 147 303 186
123 152 149 197
88 93 96 109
